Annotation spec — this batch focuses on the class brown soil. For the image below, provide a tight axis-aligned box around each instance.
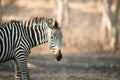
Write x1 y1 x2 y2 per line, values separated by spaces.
0 53 120 80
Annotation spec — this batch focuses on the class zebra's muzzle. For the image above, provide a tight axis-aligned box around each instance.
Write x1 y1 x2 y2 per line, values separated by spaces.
54 49 62 61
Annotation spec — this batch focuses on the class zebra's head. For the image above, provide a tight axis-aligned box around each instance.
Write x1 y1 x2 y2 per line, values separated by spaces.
47 18 63 61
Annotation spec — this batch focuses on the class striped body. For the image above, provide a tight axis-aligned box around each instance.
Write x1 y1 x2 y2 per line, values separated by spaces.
0 20 47 62
0 17 63 80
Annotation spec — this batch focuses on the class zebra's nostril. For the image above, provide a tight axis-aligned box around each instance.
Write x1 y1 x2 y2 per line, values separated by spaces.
55 50 62 61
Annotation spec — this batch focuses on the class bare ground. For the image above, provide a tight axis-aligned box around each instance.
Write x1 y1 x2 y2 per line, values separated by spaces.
0 53 120 80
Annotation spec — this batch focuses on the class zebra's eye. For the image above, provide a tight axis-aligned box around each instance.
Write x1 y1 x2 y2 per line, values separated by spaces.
51 36 53 39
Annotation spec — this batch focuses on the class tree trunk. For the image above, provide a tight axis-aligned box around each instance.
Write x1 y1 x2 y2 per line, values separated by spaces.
0 0 2 22
57 0 69 27
111 0 120 52
101 0 120 52
57 0 64 26
64 0 69 26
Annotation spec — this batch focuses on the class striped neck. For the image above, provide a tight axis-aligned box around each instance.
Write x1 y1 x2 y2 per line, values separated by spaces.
22 20 48 48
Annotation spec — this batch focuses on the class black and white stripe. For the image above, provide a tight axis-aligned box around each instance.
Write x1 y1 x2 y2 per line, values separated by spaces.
0 17 63 80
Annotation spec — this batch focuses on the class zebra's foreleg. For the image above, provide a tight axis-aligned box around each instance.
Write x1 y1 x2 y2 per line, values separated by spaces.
13 59 21 80
16 55 30 80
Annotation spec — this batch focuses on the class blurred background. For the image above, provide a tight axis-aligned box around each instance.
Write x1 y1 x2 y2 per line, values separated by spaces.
0 0 120 80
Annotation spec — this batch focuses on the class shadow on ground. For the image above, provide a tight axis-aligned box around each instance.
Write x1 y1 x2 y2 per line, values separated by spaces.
0 53 120 80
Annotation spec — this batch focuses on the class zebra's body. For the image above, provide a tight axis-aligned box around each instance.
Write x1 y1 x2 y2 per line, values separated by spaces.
0 17 63 80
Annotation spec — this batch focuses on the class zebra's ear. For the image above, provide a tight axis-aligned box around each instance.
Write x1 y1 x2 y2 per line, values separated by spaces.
47 18 55 29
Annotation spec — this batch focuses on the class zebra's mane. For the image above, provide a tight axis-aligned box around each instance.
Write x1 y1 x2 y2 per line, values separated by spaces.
8 17 49 23
30 17 49 22
29 17 60 29
10 20 21 23
4 17 60 29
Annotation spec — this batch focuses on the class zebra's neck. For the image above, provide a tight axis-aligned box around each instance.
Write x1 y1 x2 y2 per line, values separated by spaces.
22 20 48 48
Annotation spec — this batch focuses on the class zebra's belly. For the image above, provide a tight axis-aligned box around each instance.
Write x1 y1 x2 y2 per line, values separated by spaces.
0 51 14 63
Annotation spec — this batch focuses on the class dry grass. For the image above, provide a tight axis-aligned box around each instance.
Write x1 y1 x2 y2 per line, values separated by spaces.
0 53 120 80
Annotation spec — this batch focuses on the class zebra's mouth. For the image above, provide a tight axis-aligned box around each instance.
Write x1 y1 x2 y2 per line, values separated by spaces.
54 50 62 61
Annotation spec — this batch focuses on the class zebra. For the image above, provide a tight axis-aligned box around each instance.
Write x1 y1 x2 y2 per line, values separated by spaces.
0 17 63 80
